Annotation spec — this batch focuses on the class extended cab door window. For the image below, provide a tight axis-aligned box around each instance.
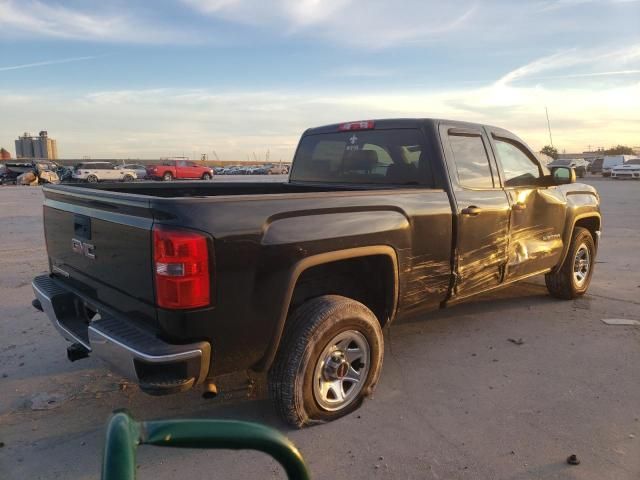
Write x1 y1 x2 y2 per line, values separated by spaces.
491 135 565 280
448 134 495 189
440 126 510 297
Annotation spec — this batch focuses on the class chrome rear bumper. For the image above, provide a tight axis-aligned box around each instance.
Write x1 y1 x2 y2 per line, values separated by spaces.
32 274 211 394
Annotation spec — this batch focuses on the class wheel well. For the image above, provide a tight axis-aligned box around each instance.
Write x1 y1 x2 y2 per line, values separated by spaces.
575 216 600 243
289 255 396 327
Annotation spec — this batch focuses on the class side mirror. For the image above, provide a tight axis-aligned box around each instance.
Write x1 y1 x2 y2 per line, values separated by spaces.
540 166 575 186
552 166 576 185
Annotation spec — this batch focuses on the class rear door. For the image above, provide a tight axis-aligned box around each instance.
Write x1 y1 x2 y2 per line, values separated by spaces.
440 124 510 298
487 129 566 280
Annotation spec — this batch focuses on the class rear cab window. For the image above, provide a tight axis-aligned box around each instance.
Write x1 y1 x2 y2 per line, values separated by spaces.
290 128 439 187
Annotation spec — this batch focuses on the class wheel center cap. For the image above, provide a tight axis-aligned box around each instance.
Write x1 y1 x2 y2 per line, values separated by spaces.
336 362 349 379
324 352 349 380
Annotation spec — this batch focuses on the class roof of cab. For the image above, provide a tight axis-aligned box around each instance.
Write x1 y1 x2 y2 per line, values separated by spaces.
303 118 507 136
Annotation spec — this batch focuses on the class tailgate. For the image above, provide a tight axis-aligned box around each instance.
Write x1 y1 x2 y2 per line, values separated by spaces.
42 185 157 324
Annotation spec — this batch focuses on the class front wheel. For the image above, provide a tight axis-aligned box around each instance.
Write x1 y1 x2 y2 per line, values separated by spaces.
269 295 384 428
202 173 212 180
122 174 134 182
545 227 595 299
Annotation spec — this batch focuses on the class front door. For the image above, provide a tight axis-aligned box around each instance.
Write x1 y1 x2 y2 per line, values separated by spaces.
488 133 566 280
440 125 511 298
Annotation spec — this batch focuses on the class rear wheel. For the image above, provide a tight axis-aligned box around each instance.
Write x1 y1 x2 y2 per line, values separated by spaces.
86 174 98 183
545 227 595 299
269 295 384 428
162 172 173 181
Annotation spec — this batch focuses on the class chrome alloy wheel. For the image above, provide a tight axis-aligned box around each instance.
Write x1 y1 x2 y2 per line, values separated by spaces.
573 243 591 288
312 330 370 412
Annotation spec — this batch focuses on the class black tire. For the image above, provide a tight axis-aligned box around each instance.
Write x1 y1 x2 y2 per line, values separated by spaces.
122 174 134 182
202 173 212 180
86 174 98 183
162 172 173 181
269 295 384 428
545 227 595 299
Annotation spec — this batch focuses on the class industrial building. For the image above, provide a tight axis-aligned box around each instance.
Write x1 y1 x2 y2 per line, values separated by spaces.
15 131 58 160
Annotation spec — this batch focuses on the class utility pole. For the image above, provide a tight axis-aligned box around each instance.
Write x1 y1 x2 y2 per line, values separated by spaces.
545 107 554 147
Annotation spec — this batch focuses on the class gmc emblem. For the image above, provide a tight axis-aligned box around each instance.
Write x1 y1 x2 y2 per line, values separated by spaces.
71 238 96 259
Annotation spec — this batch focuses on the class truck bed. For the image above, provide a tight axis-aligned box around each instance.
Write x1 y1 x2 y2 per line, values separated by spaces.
70 181 390 198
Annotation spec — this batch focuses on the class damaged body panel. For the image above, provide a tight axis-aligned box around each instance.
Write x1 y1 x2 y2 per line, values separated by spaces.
32 118 601 399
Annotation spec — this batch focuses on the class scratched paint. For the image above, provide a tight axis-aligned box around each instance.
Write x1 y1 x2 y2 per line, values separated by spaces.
400 253 451 307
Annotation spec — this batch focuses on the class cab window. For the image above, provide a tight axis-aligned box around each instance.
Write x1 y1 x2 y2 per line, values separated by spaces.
494 139 541 187
448 134 494 189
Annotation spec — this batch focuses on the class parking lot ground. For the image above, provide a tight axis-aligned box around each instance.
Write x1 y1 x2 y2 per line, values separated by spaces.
1 176 639 479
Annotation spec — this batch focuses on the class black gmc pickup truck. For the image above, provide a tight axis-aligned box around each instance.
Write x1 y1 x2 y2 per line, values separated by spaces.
32 119 601 427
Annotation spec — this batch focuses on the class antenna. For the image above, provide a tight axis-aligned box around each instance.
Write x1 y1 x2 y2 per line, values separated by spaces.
545 107 554 147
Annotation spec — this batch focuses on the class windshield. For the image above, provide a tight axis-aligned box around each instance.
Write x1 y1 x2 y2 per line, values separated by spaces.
551 159 571 165
290 129 436 186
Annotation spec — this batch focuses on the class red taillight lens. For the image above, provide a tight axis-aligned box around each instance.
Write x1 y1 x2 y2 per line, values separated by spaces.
153 225 210 309
338 120 375 131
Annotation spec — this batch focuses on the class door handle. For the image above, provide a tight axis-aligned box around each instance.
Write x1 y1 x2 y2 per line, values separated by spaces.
461 206 482 216
512 202 527 212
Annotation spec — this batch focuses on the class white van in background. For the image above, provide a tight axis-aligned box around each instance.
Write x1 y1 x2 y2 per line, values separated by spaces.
602 155 635 177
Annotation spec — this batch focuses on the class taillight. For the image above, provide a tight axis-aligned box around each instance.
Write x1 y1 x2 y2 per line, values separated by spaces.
338 120 375 131
153 225 210 309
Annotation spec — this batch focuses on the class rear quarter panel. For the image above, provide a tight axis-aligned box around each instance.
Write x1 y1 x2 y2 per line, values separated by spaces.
150 189 453 375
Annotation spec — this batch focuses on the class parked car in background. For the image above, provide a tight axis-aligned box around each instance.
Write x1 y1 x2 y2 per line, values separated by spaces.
602 155 632 177
121 164 148 179
548 158 587 178
146 160 214 181
73 162 137 183
611 158 640 179
589 157 604 174
1 160 61 185
265 163 290 175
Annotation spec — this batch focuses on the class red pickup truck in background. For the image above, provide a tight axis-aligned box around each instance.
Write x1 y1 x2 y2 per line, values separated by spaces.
147 160 214 181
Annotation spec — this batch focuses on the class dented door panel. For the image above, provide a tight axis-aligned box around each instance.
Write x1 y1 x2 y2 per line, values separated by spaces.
504 187 566 279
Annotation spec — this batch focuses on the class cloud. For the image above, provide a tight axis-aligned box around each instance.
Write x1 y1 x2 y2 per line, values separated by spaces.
182 0 478 48
0 0 196 44
495 44 640 86
0 56 99 72
536 0 640 11
2 76 638 160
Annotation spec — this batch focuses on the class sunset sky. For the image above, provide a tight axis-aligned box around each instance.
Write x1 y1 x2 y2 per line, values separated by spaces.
1 0 639 160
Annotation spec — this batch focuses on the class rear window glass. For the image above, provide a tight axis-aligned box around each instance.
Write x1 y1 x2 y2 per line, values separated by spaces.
290 129 436 186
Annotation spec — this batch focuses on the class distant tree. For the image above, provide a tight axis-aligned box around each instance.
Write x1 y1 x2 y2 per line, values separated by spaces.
604 145 634 155
540 145 558 160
